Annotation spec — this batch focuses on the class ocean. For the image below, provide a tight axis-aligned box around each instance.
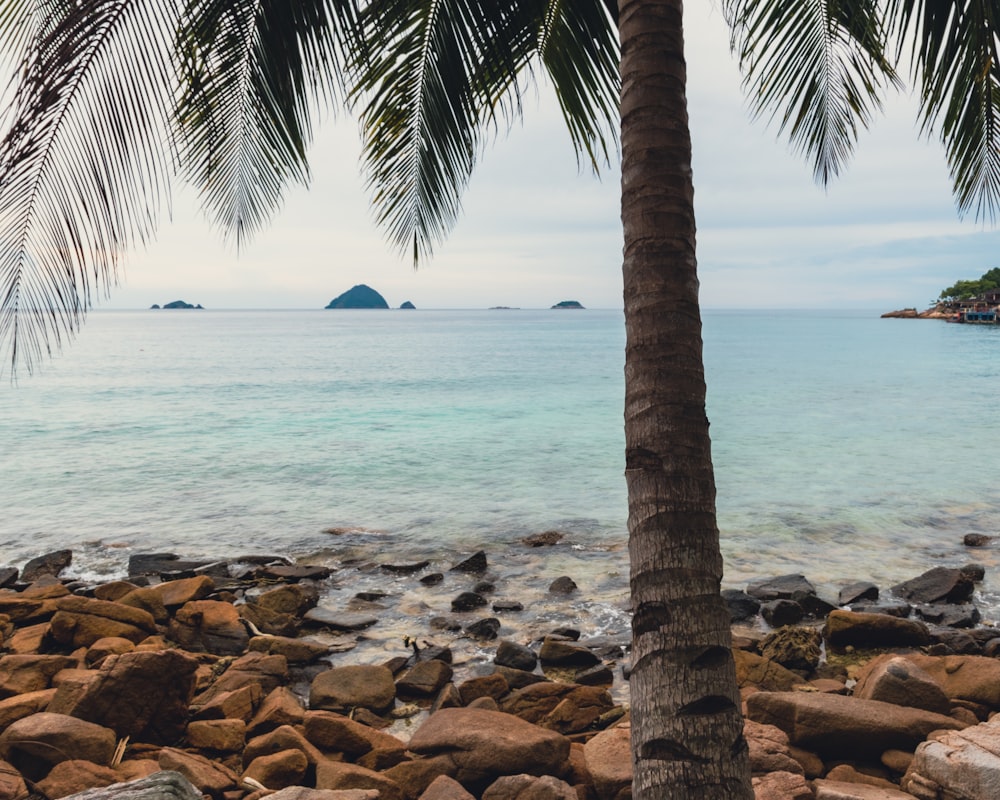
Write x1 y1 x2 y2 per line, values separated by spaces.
3 307 999 651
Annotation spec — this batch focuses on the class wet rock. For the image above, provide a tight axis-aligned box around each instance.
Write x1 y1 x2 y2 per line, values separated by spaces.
421 573 445 585
891 567 974 605
247 634 330 663
745 691 965 760
451 551 487 574
573 664 614 687
127 553 216 577
838 581 879 606
760 599 803 628
853 655 952 716
458 674 510 706
824 609 931 649
547 577 577 595
303 608 378 631
239 602 299 637
963 533 992 547
168 600 249 655
521 531 565 547
451 592 487 612
927 626 980 655
465 618 501 641
310 664 396 714
255 564 332 582
746 575 816 602
538 636 600 668
0 570 17 590
493 600 524 613
915 603 980 628
381 561 430 575
22 550 72 582
495 641 537 672
49 649 198 744
722 589 760 622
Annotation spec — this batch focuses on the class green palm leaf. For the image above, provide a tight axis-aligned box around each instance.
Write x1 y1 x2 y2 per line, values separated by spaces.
724 0 900 184
175 0 359 248
354 0 617 264
0 0 179 377
891 0 1000 220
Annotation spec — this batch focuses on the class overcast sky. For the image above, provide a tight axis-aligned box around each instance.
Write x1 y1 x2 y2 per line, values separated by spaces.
104 5 998 312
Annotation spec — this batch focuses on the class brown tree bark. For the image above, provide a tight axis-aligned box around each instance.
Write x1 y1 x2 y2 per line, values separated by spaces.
619 0 752 797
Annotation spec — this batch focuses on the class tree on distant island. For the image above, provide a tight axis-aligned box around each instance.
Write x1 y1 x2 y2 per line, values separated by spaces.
939 268 1000 301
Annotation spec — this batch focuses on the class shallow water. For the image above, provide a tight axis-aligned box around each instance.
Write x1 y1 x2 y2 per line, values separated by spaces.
3 308 999 650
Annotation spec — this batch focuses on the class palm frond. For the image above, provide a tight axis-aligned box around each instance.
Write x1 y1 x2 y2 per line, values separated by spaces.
0 0 179 377
891 0 1000 221
176 0 359 248
354 0 618 265
724 0 900 184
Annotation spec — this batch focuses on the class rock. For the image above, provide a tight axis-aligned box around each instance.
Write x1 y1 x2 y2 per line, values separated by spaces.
255 583 319 616
548 577 577 595
325 285 390 309
85 637 136 666
397 660 454 696
400 301 416 310
48 649 198 744
0 688 57 730
303 711 403 757
243 748 309 790
255 564 332 581
752 771 813 799
838 581 879 606
157 748 239 796
267 790 377 800
823 609 931 649
760 627 821 672
452 593 488 612
309 665 396 714
891 567 975 605
315 761 405 800
194 652 289 706
168 600 250 655
901 715 1000 800
244 724 326 768
903 653 1000 707
760 599 804 627
538 636 600 668
853 655 951 716
583 724 630 800
57 771 204 800
495 641 537 672
733 649 804 692
0 654 78 697
246 687 305 734
963 533 992 547
239 602 299 637
420 775 476 800
458 674 510 705
521 532 564 547
0 712 116 776
381 561 431 575
49 597 157 648
22 550 72 582
0 759 26 800
37 760 121 797
186 719 246 752
722 589 760 622
916 604 981 628
406 708 571 791
481 774 577 800
814 779 922 798
195 683 263 723
303 608 378 631
551 301 584 309
500 683 614 735
465 618 501 640
247 634 331 663
960 563 986 582
451 551 487 573
746 575 816 601
127 553 216 577
745 719 804 775
745 691 966 759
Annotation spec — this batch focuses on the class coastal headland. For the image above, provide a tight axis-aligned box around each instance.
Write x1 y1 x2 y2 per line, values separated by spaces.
0 541 997 798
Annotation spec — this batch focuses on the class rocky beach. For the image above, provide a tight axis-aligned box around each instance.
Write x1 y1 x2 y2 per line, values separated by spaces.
0 541 997 800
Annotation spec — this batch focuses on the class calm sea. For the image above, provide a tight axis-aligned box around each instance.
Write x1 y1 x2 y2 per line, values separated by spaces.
3 308 999 641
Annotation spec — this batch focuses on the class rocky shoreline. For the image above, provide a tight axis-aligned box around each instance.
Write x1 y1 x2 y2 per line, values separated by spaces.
0 547 998 800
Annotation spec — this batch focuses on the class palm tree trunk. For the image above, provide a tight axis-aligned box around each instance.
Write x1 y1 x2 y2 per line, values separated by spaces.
619 0 752 797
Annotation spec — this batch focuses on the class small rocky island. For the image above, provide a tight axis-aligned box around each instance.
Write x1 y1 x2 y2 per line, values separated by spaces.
150 300 203 309
400 301 416 310
551 300 584 309
325 285 389 309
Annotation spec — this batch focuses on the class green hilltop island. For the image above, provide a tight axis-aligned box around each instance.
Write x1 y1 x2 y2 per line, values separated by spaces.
150 300 203 309
551 300 585 309
325 284 389 309
883 267 1000 324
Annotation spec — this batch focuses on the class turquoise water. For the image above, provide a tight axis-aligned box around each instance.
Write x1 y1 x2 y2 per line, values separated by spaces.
3 308 999 625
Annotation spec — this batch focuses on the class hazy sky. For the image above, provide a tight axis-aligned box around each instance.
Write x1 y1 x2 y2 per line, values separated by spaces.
104 5 997 312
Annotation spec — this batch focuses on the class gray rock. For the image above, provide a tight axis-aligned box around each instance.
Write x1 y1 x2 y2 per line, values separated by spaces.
746 574 816 601
62 771 203 800
838 581 879 606
303 608 378 631
495 640 537 672
21 550 72 582
465 618 501 640
547 577 577 595
760 599 804 628
452 592 487 612
901 715 1000 800
451 551 487 573
722 589 760 622
891 567 974 605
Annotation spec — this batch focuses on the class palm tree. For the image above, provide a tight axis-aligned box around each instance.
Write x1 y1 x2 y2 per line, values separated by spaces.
0 0 998 798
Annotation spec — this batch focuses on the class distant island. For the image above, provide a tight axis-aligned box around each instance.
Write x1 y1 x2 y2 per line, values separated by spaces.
151 300 203 309
489 306 521 310
325 285 389 309
883 267 1000 320
551 300 584 309
400 301 416 310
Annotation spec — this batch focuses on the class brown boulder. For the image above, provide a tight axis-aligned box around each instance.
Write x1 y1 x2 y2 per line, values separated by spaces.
0 654 78 697
168 600 249 655
48 649 198 744
745 719 803 776
315 761 406 800
303 710 404 756
823 610 930 649
309 665 396 714
247 635 331 663
397 660 454 697
0 712 116 777
745 691 966 759
35 759 120 798
158 747 239 797
85 637 136 667
194 652 289 706
733 649 803 691
0 688 57 729
481 774 577 800
243 749 310 790
582 724 630 800
812 779 916 798
500 683 614 734
407 707 571 790
239 602 299 637
904 653 1000 708
247 686 304 734
0 759 27 800
244 724 326 768
148 575 215 607
751 771 813 800
255 583 319 616
186 718 246 752
193 683 263 723
419 775 477 800
49 597 157 648
853 655 951 715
